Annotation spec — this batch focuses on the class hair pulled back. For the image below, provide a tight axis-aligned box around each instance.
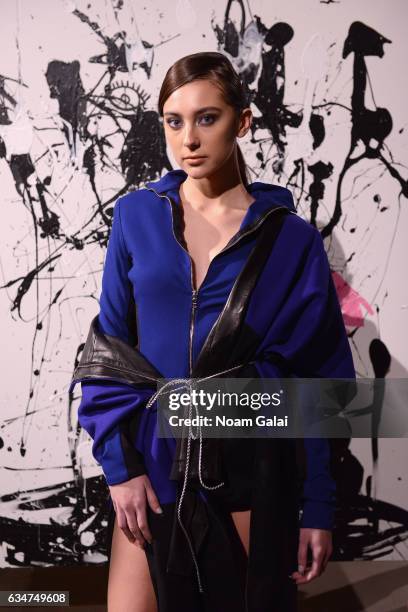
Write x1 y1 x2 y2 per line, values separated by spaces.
158 51 250 188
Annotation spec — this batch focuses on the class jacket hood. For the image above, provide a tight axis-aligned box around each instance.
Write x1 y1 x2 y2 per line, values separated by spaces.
144 169 296 223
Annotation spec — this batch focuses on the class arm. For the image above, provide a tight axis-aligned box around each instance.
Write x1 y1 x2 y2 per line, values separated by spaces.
76 197 150 485
78 380 151 485
252 226 356 530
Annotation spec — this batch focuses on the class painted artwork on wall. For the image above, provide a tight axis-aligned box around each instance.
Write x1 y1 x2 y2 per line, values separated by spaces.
0 0 407 566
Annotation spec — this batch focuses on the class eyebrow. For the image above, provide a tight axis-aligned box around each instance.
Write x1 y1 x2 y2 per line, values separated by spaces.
163 106 222 116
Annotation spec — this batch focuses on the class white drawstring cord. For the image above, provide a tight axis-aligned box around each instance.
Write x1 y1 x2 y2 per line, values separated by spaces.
144 364 248 593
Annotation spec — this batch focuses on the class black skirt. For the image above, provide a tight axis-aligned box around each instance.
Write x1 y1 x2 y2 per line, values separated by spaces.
105 493 249 612
105 437 299 612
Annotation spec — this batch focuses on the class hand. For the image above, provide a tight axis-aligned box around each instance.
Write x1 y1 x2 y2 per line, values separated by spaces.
290 527 333 584
109 474 163 549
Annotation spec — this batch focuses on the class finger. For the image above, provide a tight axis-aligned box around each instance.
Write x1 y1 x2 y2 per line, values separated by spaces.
297 537 308 576
321 545 332 572
291 573 304 584
137 504 153 544
125 507 145 547
291 565 312 584
116 506 138 544
304 551 324 582
145 482 163 515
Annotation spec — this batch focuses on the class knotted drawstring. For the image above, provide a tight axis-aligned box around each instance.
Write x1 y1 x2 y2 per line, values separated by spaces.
144 364 248 593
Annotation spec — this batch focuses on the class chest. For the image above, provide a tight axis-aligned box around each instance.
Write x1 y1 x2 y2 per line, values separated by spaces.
126 193 255 309
180 198 254 291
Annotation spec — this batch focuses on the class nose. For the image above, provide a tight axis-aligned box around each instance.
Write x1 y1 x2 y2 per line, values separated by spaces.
183 122 200 149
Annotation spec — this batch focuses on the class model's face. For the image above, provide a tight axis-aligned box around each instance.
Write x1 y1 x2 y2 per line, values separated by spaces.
162 79 252 177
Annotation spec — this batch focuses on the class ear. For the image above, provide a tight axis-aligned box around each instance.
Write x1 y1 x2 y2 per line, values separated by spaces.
237 107 253 138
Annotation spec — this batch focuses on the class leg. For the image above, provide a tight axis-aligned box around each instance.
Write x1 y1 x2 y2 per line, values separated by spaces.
230 509 251 557
107 515 158 612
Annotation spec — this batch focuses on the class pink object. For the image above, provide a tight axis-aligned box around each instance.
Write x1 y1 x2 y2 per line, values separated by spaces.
332 270 374 327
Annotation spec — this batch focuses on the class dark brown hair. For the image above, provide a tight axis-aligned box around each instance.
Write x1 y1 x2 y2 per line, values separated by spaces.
158 51 250 188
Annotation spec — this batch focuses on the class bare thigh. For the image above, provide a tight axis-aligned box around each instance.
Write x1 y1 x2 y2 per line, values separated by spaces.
107 516 158 612
231 509 251 557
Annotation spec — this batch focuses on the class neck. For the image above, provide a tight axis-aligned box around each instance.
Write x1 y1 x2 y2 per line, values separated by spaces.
180 151 252 212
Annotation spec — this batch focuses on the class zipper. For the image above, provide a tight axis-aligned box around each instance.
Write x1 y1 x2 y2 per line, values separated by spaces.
146 186 289 373
147 186 199 371
145 186 289 596
147 186 194 263
190 289 198 375
147 186 288 290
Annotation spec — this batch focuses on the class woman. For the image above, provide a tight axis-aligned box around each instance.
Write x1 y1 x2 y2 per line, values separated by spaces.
70 52 356 611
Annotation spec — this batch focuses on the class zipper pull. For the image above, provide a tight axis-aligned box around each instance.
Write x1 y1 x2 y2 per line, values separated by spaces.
192 289 198 307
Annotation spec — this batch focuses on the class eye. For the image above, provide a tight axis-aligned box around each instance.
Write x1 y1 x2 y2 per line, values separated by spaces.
199 114 216 125
165 114 217 129
166 118 181 128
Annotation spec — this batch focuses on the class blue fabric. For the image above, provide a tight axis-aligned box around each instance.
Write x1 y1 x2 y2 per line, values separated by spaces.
248 220 355 529
78 380 155 486
76 168 356 529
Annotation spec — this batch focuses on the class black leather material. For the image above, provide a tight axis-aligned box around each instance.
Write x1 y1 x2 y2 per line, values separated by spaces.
72 315 163 478
73 314 162 387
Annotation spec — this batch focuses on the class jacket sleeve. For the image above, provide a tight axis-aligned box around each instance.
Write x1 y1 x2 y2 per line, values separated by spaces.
78 380 152 485
252 226 356 530
77 197 151 486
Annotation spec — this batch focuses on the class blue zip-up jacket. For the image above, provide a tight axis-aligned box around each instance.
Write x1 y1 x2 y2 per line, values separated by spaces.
74 168 356 533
